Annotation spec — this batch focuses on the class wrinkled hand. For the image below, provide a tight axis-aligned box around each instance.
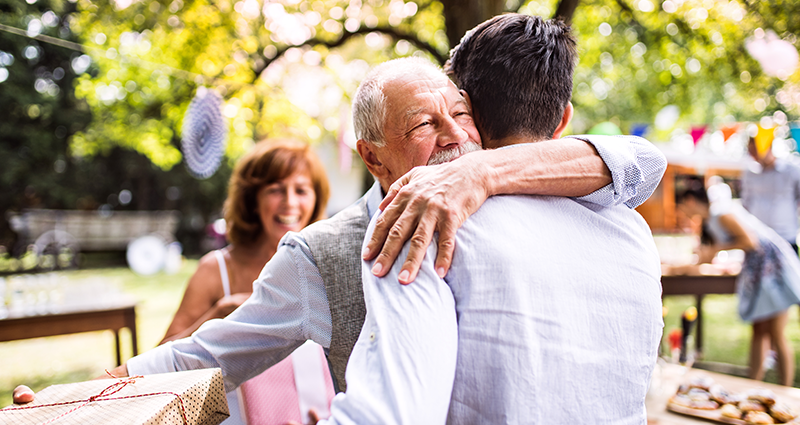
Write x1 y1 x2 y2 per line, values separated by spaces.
214 292 251 317
363 155 489 284
13 385 35 404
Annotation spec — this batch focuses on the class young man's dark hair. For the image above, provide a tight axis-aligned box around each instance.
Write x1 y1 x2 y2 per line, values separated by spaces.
445 14 577 143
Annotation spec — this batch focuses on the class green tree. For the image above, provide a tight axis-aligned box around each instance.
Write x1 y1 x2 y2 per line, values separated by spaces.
4 0 800 251
0 0 231 254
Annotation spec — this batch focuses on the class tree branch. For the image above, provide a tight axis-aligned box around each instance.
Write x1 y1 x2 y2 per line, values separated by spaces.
252 25 446 81
553 0 580 24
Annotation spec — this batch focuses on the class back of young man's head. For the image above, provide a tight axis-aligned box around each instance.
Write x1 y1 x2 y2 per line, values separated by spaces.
446 14 577 143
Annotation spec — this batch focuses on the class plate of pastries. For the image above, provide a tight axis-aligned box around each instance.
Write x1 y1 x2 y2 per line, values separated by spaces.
667 376 798 424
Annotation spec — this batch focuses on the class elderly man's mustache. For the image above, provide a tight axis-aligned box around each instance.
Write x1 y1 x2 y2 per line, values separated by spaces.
427 141 482 166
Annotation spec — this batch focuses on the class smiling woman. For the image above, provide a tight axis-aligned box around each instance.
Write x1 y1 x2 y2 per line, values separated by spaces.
158 139 331 425
160 140 329 344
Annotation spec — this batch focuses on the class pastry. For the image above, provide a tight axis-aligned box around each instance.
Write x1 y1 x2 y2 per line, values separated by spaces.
710 384 736 405
688 388 712 402
689 376 715 391
770 402 797 423
691 400 720 410
721 403 743 419
748 389 777 407
669 394 694 408
744 411 775 424
740 400 768 413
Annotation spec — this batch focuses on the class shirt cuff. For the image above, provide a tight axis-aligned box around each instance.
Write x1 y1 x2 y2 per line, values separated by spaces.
567 135 644 207
126 343 179 376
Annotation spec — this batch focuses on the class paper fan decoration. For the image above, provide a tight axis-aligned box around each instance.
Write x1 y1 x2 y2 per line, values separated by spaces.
181 87 228 179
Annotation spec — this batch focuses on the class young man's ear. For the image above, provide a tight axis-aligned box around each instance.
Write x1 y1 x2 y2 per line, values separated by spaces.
460 89 487 145
356 139 389 181
552 102 574 139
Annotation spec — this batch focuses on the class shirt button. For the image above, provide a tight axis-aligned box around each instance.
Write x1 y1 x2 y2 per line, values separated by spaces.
369 332 376 341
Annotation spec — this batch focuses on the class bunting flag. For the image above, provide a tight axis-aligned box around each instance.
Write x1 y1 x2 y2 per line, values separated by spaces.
181 87 228 179
630 123 649 138
790 124 800 143
690 126 707 145
720 123 740 142
755 125 775 157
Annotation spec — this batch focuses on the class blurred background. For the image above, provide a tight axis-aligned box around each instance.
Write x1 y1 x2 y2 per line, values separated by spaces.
2 0 800 409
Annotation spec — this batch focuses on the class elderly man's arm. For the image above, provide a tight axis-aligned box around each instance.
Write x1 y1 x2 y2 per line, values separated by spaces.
364 135 667 283
12 237 328 404
319 221 458 425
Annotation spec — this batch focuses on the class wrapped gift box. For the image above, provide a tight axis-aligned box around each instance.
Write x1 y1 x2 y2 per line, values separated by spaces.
1 368 229 425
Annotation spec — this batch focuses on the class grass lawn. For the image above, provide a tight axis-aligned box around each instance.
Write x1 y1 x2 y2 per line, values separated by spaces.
2 265 800 408
0 260 195 407
662 295 800 384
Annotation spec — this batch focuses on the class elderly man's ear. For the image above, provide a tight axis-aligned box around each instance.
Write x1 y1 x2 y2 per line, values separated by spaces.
553 102 574 139
357 139 390 181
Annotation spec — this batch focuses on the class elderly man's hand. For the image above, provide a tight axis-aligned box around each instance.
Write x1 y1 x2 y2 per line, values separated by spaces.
363 152 490 284
12 385 35 404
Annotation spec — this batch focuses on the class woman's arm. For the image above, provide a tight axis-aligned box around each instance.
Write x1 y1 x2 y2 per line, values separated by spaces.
713 213 760 253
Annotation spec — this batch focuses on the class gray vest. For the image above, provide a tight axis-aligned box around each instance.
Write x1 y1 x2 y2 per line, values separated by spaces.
300 195 370 392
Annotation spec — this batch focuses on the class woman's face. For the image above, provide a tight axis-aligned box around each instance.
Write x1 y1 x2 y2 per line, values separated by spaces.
256 167 317 247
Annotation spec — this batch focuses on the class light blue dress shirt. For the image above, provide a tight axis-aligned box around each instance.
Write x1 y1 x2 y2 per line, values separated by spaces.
741 158 800 244
126 135 666 401
322 194 664 424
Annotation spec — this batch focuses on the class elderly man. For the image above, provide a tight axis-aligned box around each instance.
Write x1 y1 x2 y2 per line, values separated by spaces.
14 56 664 420
322 15 664 425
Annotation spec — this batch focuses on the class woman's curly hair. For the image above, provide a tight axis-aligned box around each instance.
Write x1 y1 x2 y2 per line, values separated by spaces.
224 140 330 247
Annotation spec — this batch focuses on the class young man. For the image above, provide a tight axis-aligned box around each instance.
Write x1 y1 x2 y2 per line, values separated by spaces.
322 15 663 424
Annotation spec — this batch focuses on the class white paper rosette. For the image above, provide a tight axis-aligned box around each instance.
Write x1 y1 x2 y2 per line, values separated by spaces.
181 87 228 179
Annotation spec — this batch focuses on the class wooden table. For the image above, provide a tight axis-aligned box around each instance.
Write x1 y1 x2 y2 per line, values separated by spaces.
0 300 138 366
661 272 737 355
647 362 800 424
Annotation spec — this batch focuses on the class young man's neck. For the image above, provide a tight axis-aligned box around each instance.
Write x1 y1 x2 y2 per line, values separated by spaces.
485 133 548 149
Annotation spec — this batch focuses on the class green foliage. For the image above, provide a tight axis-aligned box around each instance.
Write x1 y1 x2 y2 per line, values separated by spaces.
0 0 92 248
569 0 800 135
4 0 800 251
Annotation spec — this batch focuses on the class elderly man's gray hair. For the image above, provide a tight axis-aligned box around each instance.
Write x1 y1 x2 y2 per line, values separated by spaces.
352 57 449 147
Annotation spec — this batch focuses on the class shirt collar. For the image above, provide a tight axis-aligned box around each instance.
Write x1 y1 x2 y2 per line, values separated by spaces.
364 181 384 218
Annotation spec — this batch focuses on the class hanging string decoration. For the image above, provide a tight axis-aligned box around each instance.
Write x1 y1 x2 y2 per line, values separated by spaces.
181 87 228 179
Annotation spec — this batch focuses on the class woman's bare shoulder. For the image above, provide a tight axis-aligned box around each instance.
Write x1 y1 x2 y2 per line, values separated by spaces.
186 250 226 294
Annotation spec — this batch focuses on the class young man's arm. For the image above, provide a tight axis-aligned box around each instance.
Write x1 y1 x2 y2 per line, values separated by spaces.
364 135 667 283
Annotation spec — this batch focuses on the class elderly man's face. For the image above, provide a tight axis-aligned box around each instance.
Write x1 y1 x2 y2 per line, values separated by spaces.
374 72 481 184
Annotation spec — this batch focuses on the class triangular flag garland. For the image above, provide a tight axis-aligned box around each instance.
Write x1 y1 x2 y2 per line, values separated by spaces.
181 87 228 179
790 125 800 145
720 123 739 142
630 123 649 138
605 120 800 150
690 126 707 145
755 125 776 157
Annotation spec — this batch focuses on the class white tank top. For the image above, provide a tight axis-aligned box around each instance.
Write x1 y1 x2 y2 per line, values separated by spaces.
213 250 231 297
